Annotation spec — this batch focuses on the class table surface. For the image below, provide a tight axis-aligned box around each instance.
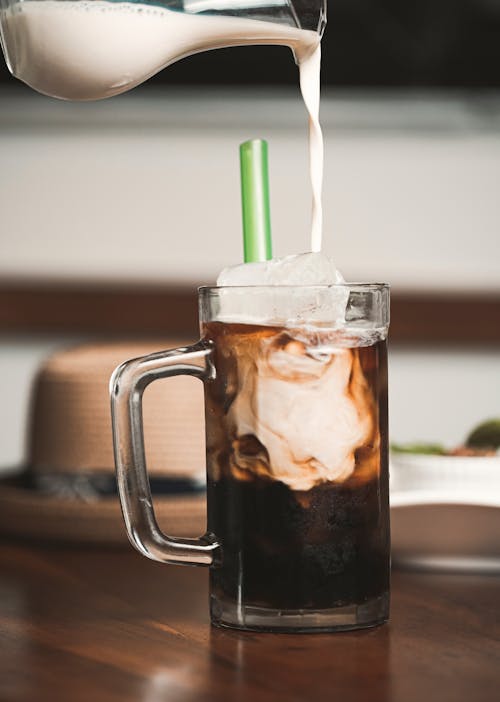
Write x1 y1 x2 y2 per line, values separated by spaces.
1 540 499 702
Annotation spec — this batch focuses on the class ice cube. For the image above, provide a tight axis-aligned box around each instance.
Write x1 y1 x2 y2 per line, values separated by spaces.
217 252 344 287
215 253 348 327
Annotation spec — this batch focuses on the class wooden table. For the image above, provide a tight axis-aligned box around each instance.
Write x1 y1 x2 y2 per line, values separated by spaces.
1 540 499 702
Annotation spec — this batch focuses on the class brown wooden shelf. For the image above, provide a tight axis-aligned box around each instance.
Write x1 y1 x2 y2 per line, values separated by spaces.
0 281 499 345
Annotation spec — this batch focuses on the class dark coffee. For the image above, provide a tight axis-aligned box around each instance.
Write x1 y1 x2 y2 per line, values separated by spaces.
203 321 389 629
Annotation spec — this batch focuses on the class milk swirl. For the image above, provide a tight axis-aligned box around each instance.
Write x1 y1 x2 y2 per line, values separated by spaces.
227 330 378 490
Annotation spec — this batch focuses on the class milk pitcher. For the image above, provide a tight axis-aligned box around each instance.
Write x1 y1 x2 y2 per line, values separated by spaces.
0 0 326 100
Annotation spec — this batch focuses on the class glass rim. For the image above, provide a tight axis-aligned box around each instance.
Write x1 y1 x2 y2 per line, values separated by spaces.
198 282 390 293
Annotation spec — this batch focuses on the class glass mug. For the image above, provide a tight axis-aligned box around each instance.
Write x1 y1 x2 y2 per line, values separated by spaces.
111 284 390 632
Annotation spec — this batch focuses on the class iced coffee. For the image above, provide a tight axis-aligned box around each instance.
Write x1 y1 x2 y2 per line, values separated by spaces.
201 256 390 631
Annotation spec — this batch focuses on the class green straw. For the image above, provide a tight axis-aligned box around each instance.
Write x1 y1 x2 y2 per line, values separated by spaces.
239 139 273 263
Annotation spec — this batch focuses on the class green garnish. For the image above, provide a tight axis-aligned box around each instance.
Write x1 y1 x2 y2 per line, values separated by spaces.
466 419 500 450
391 443 445 456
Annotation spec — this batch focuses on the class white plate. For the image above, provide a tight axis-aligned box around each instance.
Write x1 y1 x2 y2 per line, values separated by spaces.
389 453 500 572
390 452 500 493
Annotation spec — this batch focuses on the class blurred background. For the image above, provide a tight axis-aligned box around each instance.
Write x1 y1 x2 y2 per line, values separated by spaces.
0 0 499 472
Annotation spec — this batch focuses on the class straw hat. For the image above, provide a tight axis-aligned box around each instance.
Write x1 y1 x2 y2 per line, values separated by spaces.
0 341 207 545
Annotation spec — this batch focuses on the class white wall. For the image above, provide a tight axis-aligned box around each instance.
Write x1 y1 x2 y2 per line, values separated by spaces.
389 346 500 446
0 336 82 471
1 88 499 290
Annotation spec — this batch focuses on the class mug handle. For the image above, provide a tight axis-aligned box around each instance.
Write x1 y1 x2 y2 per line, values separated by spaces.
110 341 220 566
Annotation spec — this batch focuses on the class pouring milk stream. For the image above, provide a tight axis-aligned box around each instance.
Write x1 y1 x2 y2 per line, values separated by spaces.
0 0 325 253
